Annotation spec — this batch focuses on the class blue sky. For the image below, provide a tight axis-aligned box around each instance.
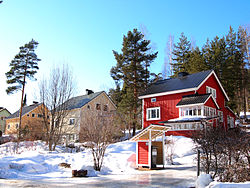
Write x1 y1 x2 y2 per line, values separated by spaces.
0 0 250 112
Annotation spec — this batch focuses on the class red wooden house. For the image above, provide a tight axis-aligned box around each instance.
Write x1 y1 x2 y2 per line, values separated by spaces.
131 70 236 169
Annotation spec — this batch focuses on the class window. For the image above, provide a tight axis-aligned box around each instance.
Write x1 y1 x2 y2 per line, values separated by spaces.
198 107 201 116
206 86 216 98
69 118 75 125
27 114 29 117
227 116 234 128
146 107 160 120
96 104 101 110
32 113 35 117
218 111 223 122
37 114 43 118
180 106 203 117
103 105 108 111
151 98 156 102
16 124 19 129
7 124 10 129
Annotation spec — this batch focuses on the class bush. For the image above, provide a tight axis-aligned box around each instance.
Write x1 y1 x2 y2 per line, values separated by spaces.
192 127 249 182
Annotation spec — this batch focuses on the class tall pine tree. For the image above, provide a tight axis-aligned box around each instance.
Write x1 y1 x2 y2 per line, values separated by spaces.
6 39 40 139
171 32 191 76
111 29 158 136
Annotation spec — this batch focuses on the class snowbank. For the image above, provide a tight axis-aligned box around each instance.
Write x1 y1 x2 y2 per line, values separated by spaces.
0 140 136 179
208 181 250 188
195 174 213 188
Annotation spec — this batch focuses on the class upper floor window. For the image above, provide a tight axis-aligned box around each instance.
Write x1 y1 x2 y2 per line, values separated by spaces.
151 98 156 102
16 124 19 129
180 106 202 117
69 118 75 125
7 124 10 129
96 104 101 110
37 114 43 118
146 107 160 120
103 105 108 111
206 86 216 99
32 113 35 117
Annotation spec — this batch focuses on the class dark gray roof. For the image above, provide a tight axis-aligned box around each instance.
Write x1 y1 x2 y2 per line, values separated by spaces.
6 103 41 119
62 91 104 110
176 94 211 106
140 70 213 97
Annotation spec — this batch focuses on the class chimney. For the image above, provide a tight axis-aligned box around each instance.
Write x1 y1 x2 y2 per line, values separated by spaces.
178 72 189 78
86 89 94 95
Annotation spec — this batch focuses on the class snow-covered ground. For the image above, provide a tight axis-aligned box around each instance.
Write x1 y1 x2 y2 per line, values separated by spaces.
0 136 249 187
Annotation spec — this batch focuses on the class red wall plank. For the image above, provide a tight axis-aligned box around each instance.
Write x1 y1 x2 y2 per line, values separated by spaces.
138 142 149 165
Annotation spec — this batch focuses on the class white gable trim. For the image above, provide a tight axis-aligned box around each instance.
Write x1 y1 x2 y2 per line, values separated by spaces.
176 95 219 109
138 88 195 99
196 70 229 101
176 103 204 108
204 95 220 109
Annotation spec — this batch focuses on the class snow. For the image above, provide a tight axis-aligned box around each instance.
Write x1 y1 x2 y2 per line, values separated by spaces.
208 181 250 188
0 136 249 188
196 174 213 188
0 140 137 179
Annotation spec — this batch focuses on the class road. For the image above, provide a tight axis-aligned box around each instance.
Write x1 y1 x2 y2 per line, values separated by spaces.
0 165 197 188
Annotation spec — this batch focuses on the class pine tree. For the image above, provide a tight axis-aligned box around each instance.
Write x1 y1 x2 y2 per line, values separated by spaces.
171 32 191 76
237 26 250 115
188 47 207 73
111 29 158 136
6 39 40 139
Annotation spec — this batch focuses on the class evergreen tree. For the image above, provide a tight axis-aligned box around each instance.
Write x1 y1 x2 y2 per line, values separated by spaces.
237 26 250 115
111 29 158 136
188 47 207 73
6 39 40 139
171 32 191 76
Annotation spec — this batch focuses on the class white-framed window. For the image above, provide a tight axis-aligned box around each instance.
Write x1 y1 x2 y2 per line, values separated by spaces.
146 107 160 120
7 124 10 129
180 106 203 117
151 98 156 102
32 113 35 117
69 118 75 125
218 111 223 122
227 115 234 128
206 86 216 99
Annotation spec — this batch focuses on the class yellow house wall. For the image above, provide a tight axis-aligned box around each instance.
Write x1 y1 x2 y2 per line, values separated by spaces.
5 104 47 138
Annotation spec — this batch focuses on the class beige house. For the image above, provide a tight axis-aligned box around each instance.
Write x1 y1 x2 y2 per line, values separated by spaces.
62 90 116 143
0 107 11 134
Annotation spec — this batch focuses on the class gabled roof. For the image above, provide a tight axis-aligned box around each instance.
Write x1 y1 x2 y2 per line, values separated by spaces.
176 93 219 109
6 103 41 119
0 108 11 115
62 91 104 111
176 94 211 106
139 70 229 101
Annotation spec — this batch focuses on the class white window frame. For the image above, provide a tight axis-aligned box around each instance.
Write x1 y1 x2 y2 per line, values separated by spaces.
146 107 160 120
218 111 223 122
206 86 216 99
151 98 156 102
180 106 203 117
